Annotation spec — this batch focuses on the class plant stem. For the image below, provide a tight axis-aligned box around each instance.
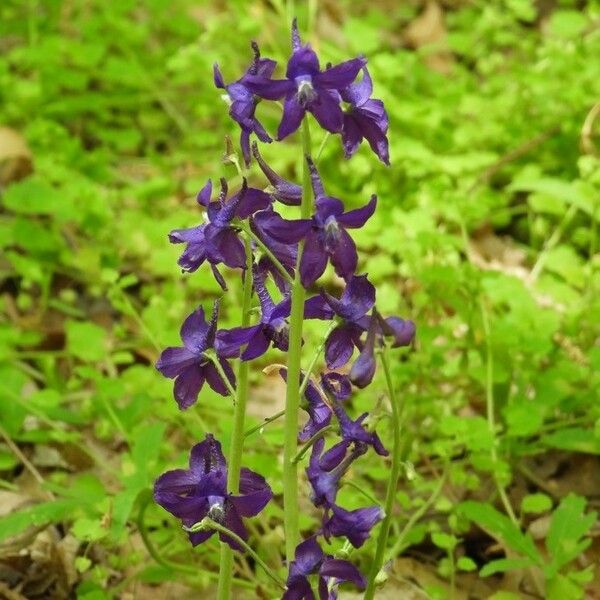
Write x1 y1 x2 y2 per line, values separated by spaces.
282 117 312 561
244 409 286 438
292 425 334 464
364 346 402 600
208 353 237 399
299 320 337 397
188 518 286 590
240 223 293 285
386 466 448 560
217 238 254 600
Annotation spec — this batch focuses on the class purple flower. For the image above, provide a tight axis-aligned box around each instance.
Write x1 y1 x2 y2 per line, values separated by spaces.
217 266 291 360
153 434 272 550
322 505 384 548
155 302 236 409
214 42 277 165
349 309 416 388
252 142 301 205
246 20 366 140
307 437 367 508
253 160 376 287
304 274 375 368
283 537 366 600
340 67 389 165
169 179 270 275
277 367 332 442
330 400 388 457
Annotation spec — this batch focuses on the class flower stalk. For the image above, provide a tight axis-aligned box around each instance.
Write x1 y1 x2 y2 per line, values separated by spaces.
364 345 402 599
217 237 254 600
282 117 312 561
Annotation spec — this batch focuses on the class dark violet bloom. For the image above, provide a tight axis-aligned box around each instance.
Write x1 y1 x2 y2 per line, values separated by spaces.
340 67 389 165
169 178 271 275
304 274 375 368
252 142 301 205
217 266 291 360
153 434 271 550
283 537 366 600
214 42 276 165
349 309 416 388
378 314 416 348
253 160 376 287
246 20 366 140
330 400 388 457
155 302 236 409
307 437 367 508
322 505 384 548
277 368 334 442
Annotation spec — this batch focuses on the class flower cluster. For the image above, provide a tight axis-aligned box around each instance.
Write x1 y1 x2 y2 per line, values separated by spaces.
153 18 414 600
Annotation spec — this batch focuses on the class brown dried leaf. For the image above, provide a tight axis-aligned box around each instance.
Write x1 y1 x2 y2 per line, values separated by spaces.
0 127 33 185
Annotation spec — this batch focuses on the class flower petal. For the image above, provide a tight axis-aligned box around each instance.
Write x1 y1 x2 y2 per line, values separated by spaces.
180 306 211 352
329 228 358 281
341 67 373 106
173 365 205 409
287 46 320 78
320 558 366 589
216 325 261 357
241 328 270 360
337 195 377 229
196 179 213 207
189 434 227 475
341 113 363 159
252 210 311 243
156 346 198 378
204 359 235 396
304 294 335 320
278 94 306 140
232 468 272 516
252 142 301 205
325 325 356 369
235 187 272 219
205 227 246 269
245 75 293 100
315 57 366 89
309 90 344 133
300 231 328 288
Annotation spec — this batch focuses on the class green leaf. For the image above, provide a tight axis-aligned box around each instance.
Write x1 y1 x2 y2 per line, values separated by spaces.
456 556 477 572
547 573 585 600
543 428 600 455
0 499 79 542
431 531 458 551
457 501 541 563
66 320 108 362
480 557 534 577
546 494 597 575
521 493 552 515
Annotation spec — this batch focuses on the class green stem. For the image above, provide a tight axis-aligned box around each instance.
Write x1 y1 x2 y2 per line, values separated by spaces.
292 425 333 464
217 239 254 600
386 467 448 560
364 347 402 599
188 518 286 590
299 320 337 397
282 117 312 561
244 409 286 438
240 223 293 285
207 353 237 399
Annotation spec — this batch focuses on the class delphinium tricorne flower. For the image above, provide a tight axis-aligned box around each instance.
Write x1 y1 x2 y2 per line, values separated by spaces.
153 17 415 600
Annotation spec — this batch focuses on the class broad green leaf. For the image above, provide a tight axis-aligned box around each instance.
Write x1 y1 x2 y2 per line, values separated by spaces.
458 501 541 563
66 320 108 362
480 557 534 577
0 499 79 542
546 494 597 575
543 428 600 455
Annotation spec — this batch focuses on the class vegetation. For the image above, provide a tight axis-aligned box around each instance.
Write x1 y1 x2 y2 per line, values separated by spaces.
1 1 599 598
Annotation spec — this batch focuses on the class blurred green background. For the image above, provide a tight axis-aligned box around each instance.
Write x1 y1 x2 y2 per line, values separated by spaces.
1 1 599 598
